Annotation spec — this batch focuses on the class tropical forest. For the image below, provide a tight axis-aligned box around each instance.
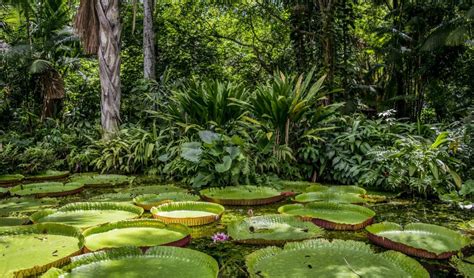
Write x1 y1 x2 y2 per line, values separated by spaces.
0 0 473 277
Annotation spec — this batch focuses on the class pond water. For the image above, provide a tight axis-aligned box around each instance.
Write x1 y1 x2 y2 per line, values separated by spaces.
1 179 472 277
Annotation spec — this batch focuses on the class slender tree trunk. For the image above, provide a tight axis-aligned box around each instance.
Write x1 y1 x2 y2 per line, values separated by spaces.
97 0 122 138
143 0 156 79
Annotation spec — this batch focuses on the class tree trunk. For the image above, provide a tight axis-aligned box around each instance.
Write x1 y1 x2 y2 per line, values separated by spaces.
143 0 156 79
97 0 122 138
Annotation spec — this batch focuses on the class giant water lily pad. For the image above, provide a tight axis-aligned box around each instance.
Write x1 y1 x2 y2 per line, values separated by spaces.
276 181 321 193
70 174 134 187
228 215 323 245
133 192 200 210
305 184 367 194
0 223 83 277
30 202 144 229
25 170 70 182
0 174 24 187
246 239 429 278
9 182 84 198
90 192 134 203
83 219 191 252
151 201 224 226
278 202 375 230
0 187 8 197
119 184 187 196
200 186 287 205
0 217 29 227
294 192 367 204
0 197 59 216
366 222 472 259
44 246 218 278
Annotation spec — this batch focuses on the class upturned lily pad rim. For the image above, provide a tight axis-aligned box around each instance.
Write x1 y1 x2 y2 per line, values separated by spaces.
245 239 429 278
366 222 472 259
46 246 219 278
133 192 200 210
0 174 24 187
305 184 367 194
30 202 144 226
293 191 367 204
82 219 191 252
200 186 286 206
0 223 84 277
25 170 70 181
278 202 376 230
151 201 224 226
9 182 84 198
228 214 323 245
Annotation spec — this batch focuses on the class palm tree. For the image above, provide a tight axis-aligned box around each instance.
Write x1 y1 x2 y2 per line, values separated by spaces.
75 0 122 138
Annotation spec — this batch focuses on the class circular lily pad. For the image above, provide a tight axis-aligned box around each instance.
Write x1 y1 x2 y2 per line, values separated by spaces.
278 202 375 230
200 186 286 206
151 201 224 226
45 246 218 278
90 192 134 203
228 214 323 245
246 239 429 278
9 182 84 198
0 174 24 187
83 219 191 252
0 197 59 216
134 192 200 210
294 192 367 204
0 217 29 227
0 187 8 197
276 181 321 193
0 223 83 277
30 202 144 229
305 184 367 194
25 170 70 182
119 184 187 196
70 174 134 187
366 222 472 259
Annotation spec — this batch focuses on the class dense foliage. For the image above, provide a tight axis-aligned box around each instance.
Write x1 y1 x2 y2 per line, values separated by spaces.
1 0 473 200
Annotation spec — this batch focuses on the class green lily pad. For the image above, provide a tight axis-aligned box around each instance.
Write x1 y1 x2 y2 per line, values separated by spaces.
0 174 24 187
9 182 84 198
276 181 322 193
44 246 218 278
200 186 285 205
366 222 472 259
25 170 70 182
458 219 474 235
70 174 134 187
278 202 375 230
151 201 224 226
246 239 429 278
119 184 187 196
0 217 29 226
305 184 367 194
228 214 323 245
83 219 191 252
0 197 59 216
294 192 367 204
0 223 83 277
89 193 134 203
133 192 200 210
0 187 8 197
30 202 144 229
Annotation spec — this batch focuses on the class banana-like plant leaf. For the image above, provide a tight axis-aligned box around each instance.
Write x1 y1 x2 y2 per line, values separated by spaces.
246 239 429 278
366 222 472 259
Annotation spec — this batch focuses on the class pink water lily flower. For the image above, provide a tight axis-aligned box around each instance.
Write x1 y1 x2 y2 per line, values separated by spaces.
211 232 230 243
